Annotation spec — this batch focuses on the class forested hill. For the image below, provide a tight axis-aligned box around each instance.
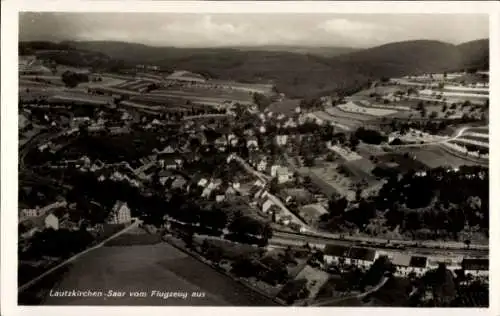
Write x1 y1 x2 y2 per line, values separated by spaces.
19 39 489 98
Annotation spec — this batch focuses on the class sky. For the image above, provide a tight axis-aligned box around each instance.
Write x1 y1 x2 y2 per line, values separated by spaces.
19 12 489 48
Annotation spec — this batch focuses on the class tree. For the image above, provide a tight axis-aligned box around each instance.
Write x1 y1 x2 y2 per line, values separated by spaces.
464 239 471 249
61 71 89 88
253 93 272 112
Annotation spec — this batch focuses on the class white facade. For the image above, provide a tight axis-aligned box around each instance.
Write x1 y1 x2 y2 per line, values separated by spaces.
108 201 132 224
45 214 59 230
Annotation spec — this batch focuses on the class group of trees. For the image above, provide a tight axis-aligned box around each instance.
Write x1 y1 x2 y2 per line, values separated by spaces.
320 166 488 241
61 70 90 88
20 228 94 261
231 254 289 286
63 167 274 246
354 127 388 145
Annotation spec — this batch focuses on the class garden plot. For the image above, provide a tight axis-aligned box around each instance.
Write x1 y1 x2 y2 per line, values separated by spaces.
337 101 398 117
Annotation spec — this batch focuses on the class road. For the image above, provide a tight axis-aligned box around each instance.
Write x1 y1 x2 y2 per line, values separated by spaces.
231 152 488 253
386 126 471 149
229 154 271 183
273 230 488 253
18 219 142 293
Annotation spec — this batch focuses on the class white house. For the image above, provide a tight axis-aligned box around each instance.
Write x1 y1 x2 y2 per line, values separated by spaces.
262 199 274 213
271 165 292 184
257 159 268 172
44 213 59 230
462 259 489 277
21 208 41 219
247 138 259 149
108 201 132 224
276 135 288 146
197 178 209 187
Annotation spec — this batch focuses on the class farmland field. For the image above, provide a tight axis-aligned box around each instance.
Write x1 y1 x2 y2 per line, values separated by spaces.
324 106 377 122
40 243 277 306
458 134 489 143
466 126 489 134
337 101 398 117
376 153 428 172
267 99 301 115
353 85 404 97
409 145 483 168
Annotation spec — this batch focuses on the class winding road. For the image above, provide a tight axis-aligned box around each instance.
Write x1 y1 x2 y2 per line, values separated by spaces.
385 126 471 149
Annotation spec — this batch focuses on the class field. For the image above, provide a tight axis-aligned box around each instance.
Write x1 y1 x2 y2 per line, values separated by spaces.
324 106 377 122
409 145 483 168
353 85 404 97
453 135 489 146
309 111 358 130
302 163 356 201
39 244 277 306
337 101 398 117
375 153 428 172
267 99 301 115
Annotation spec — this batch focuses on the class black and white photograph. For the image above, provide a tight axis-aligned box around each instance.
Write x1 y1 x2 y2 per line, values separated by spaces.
2 2 496 313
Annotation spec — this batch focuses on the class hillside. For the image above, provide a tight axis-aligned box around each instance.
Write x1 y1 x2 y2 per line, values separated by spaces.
457 39 489 71
20 39 489 98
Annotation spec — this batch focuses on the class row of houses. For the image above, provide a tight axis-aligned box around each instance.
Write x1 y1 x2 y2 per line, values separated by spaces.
20 199 133 242
323 244 489 277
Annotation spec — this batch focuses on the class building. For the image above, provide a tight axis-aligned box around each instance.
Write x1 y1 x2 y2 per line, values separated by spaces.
44 213 59 230
20 207 41 219
273 166 293 184
346 247 377 269
462 258 489 277
108 201 132 224
409 256 428 276
262 199 275 214
323 245 351 265
257 159 268 172
276 135 288 146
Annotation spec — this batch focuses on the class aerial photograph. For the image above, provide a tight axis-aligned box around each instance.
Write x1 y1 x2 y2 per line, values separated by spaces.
17 12 489 307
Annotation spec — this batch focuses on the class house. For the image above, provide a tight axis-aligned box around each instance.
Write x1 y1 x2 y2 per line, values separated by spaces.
462 258 489 277
21 207 41 219
409 256 428 276
171 176 187 190
215 136 228 150
108 201 132 224
159 170 174 185
201 187 213 198
262 199 275 214
271 166 292 184
323 245 351 265
247 137 259 149
346 247 377 268
387 253 413 276
257 159 268 172
44 213 59 230
197 178 209 188
276 135 288 146
159 157 179 170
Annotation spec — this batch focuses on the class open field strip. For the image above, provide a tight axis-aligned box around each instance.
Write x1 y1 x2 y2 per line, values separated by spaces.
337 101 398 117
443 85 489 93
450 138 489 148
